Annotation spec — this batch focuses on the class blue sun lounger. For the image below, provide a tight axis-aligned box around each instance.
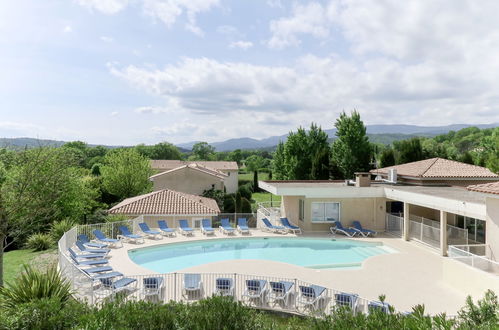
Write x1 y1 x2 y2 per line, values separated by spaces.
298 284 327 311
157 220 176 237
75 240 110 257
329 220 358 237
350 221 377 237
93 229 123 248
77 234 108 249
215 277 234 297
335 292 359 311
118 226 145 244
68 247 107 260
243 279 268 305
219 218 235 235
201 219 215 235
262 218 286 234
183 274 203 299
280 217 302 234
178 220 194 236
269 281 294 307
138 222 162 240
237 218 250 234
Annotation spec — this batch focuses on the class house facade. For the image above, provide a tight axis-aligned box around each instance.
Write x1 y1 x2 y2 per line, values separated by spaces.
150 160 239 194
258 159 499 260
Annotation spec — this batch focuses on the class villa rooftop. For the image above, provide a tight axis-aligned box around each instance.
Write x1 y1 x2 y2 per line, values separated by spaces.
467 181 499 195
109 189 220 215
370 157 499 179
150 160 239 171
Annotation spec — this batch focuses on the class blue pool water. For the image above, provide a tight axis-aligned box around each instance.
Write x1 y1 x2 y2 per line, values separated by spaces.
129 238 395 273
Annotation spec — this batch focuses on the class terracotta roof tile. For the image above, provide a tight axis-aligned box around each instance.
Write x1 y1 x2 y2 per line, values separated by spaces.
371 158 498 178
467 181 499 195
109 189 220 215
150 160 239 171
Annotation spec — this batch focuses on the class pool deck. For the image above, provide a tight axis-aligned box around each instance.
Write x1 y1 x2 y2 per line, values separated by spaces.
108 230 469 315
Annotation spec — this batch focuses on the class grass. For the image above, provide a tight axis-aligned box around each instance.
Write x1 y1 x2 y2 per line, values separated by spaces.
238 171 270 181
252 192 281 204
3 248 57 284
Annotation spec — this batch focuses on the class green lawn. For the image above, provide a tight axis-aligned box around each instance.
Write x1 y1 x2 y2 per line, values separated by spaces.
3 249 57 284
251 192 281 205
238 171 270 181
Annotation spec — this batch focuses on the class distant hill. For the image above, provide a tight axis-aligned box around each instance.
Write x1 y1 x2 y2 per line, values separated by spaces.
177 123 499 152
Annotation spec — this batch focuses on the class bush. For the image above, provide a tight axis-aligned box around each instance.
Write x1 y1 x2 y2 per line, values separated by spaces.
458 289 499 328
1 298 86 330
0 265 72 309
49 218 76 242
25 233 53 251
238 184 252 200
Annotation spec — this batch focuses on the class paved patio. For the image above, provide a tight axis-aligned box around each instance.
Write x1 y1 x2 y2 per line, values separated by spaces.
107 230 470 314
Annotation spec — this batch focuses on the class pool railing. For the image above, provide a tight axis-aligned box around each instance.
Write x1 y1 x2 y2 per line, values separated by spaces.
59 219 387 316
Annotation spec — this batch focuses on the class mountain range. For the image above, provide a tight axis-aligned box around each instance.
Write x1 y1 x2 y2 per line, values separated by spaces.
1 123 497 152
177 123 499 152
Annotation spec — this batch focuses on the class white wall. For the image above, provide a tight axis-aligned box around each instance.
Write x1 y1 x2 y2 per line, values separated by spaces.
152 168 224 195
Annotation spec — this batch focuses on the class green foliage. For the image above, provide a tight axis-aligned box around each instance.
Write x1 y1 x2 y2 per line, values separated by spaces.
458 290 498 329
379 148 396 168
276 123 330 180
1 147 99 245
238 184 253 200
202 188 225 211
240 197 252 213
331 111 372 179
135 142 183 160
101 148 153 200
189 142 216 160
25 233 53 251
394 138 424 164
49 219 76 242
0 265 72 309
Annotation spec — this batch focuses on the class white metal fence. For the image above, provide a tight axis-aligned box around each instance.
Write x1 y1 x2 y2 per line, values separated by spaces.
385 214 403 237
409 220 440 249
58 219 390 316
448 245 499 275
257 202 282 228
409 215 468 245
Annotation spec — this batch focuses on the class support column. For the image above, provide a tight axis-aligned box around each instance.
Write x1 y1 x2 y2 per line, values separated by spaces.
403 202 410 241
440 210 448 256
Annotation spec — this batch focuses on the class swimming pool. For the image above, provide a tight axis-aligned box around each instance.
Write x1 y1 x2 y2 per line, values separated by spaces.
129 237 395 273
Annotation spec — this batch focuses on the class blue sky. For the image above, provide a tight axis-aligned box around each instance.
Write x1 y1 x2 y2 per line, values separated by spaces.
1 0 499 145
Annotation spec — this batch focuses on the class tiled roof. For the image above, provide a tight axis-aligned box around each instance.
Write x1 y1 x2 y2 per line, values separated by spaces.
108 189 220 215
371 158 499 178
149 163 227 180
150 160 239 171
467 181 499 195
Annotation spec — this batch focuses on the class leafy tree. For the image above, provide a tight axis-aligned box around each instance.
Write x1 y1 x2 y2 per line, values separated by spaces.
228 149 243 165
271 142 286 180
190 142 215 160
100 149 152 200
331 111 372 179
151 142 182 160
201 188 225 211
394 138 424 164
379 148 396 168
0 147 98 286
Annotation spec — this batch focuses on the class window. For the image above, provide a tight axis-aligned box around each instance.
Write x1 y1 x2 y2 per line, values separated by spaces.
311 202 340 222
299 199 305 221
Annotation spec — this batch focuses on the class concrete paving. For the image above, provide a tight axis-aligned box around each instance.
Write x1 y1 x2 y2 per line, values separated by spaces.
106 230 469 314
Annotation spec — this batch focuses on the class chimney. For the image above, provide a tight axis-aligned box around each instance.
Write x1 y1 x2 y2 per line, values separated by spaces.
354 172 371 187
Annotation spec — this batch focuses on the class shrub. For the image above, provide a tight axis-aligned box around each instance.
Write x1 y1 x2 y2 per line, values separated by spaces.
458 289 499 328
238 184 252 200
0 265 72 309
1 298 86 330
50 218 76 242
106 214 129 223
25 233 53 251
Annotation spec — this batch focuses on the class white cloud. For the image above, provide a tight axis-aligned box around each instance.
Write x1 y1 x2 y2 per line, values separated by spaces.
76 0 128 15
100 36 114 42
229 40 253 50
268 2 330 49
110 111 119 116
142 0 219 35
267 0 283 9
216 25 240 37
63 25 72 33
134 106 171 114
152 122 199 136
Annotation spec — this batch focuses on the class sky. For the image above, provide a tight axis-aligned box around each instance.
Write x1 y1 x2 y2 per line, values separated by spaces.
1 0 499 146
